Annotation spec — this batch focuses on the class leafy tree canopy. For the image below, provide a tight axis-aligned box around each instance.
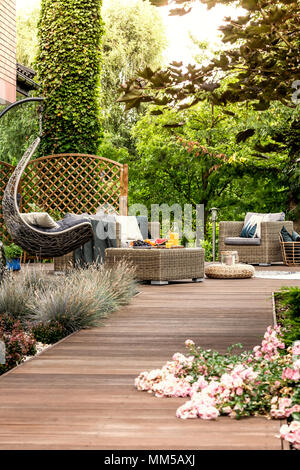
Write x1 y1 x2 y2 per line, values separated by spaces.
128 99 292 226
118 0 300 111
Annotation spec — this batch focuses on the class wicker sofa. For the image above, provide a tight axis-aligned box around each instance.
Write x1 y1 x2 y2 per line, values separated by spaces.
218 220 294 265
54 219 160 271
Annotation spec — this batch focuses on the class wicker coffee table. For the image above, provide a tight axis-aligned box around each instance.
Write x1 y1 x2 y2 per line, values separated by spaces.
105 247 205 285
205 263 255 279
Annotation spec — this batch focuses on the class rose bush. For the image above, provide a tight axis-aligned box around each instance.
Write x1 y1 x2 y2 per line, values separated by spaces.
135 325 300 450
0 317 36 374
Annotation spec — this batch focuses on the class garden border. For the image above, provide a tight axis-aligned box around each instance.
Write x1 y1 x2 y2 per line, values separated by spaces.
272 290 292 451
0 330 78 380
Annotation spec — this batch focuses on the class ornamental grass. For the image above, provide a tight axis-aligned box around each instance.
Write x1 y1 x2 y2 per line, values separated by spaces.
0 273 34 325
30 262 137 337
0 261 137 351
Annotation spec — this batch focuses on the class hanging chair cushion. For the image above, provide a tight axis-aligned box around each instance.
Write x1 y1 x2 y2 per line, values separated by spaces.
26 213 92 233
21 212 59 229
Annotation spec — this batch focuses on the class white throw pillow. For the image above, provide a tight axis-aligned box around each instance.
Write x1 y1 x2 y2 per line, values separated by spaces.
21 212 59 229
115 216 143 247
246 214 268 238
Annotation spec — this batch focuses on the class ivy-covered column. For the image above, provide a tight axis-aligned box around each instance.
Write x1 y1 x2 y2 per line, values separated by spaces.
37 0 104 155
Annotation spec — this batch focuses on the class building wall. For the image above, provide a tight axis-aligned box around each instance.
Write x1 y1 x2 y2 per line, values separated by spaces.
0 0 16 105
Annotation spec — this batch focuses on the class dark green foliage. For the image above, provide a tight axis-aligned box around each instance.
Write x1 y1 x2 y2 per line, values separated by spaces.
3 244 23 261
276 287 300 346
31 320 68 344
279 287 300 321
0 101 39 164
130 102 291 233
36 0 104 155
137 0 300 110
0 313 18 334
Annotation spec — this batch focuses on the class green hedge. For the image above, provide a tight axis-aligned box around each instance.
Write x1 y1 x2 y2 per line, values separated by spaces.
36 0 104 155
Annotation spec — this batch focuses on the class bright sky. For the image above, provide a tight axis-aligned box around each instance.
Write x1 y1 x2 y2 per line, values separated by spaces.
16 0 244 64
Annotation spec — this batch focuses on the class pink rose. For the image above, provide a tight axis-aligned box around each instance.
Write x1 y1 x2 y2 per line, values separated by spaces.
185 339 195 348
292 342 300 356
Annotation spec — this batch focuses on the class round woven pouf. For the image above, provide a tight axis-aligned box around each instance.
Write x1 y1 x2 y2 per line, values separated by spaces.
205 263 255 279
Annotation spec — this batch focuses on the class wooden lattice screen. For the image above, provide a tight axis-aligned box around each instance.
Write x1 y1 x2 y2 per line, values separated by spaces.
0 154 128 241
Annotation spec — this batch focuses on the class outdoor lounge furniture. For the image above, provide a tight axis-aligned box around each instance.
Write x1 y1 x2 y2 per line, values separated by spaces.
105 247 205 285
279 233 300 266
53 218 161 271
219 220 294 265
2 138 94 258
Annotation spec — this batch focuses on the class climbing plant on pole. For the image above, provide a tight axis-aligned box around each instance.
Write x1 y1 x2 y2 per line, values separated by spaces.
36 0 104 155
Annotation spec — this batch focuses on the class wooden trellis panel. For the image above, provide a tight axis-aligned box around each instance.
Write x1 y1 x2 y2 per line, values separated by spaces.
0 154 128 241
0 161 15 242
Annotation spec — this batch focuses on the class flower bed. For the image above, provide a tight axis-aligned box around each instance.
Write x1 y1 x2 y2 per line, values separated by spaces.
0 262 137 376
135 325 300 450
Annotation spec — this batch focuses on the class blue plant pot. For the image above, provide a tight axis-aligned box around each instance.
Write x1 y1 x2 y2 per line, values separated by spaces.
6 258 21 271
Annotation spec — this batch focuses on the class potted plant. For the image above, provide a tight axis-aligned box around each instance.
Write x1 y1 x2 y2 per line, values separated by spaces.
4 243 23 271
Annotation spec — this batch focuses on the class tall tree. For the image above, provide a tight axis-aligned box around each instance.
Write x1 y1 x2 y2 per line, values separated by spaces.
36 0 104 155
101 0 167 150
16 7 40 67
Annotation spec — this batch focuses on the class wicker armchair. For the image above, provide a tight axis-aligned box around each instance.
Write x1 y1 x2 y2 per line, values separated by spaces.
218 220 294 265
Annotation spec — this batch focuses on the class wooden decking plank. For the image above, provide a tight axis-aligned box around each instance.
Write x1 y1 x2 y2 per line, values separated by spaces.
0 276 298 449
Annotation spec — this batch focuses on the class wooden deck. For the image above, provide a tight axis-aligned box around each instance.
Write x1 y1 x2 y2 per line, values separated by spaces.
0 272 299 450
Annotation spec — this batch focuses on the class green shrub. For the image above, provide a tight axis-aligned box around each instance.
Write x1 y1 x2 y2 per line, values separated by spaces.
201 222 219 262
31 320 68 344
275 287 300 346
36 0 104 155
3 243 23 261
0 319 36 375
0 313 19 334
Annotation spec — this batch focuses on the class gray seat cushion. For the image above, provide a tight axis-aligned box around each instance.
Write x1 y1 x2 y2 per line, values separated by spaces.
225 237 261 246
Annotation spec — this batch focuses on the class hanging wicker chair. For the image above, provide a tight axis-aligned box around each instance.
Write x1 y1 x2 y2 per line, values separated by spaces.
2 137 94 258
0 241 5 283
